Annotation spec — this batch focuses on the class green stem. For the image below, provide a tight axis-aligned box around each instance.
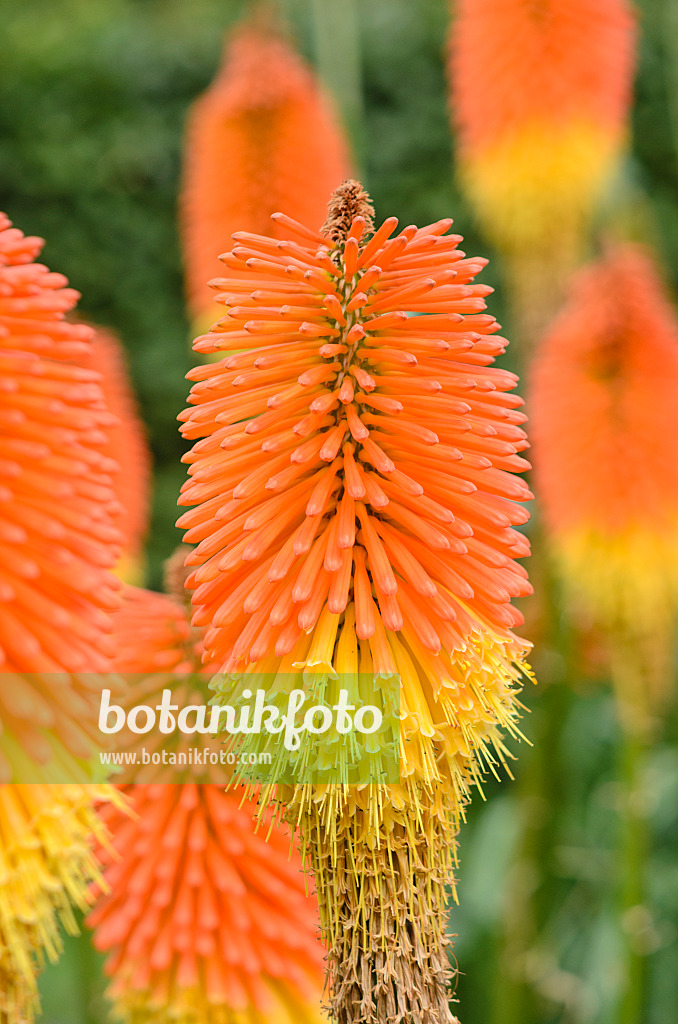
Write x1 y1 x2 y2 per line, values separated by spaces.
68 916 109 1024
617 726 650 1024
655 0 678 165
490 542 574 1024
490 685 572 1024
309 0 365 169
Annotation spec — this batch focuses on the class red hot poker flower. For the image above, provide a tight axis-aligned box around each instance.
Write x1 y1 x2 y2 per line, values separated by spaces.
0 214 122 775
449 0 636 253
0 212 123 1021
179 184 532 682
178 182 533 1023
448 0 636 342
181 13 351 331
530 245 678 725
89 582 326 1024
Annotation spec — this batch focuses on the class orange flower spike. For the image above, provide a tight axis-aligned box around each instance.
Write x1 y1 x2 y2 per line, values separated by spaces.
530 245 678 728
89 580 325 1024
0 213 124 772
180 182 534 1023
90 785 325 1024
0 213 123 1022
78 326 151 584
449 0 635 254
181 10 350 332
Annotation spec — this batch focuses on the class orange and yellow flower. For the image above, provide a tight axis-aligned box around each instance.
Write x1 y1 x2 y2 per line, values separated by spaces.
0 213 122 1021
530 245 678 724
88 582 326 1024
181 12 350 333
90 785 325 1024
178 182 532 1022
448 0 635 256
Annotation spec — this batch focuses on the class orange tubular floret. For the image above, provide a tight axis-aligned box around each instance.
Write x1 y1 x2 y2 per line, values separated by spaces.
179 199 532 684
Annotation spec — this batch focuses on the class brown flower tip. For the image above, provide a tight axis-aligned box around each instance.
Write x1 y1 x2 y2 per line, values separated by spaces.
163 545 194 604
322 179 375 243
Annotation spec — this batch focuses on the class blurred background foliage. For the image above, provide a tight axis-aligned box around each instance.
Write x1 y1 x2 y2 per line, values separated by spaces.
1 1 678 1023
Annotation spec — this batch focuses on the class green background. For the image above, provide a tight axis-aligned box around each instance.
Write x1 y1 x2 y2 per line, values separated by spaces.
2 1 678 1023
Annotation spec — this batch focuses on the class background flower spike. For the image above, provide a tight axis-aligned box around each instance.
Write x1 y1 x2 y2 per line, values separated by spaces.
76 324 152 585
448 0 636 345
180 7 351 335
530 244 678 736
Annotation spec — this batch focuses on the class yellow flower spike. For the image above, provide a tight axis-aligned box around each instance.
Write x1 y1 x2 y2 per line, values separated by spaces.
0 783 121 1023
